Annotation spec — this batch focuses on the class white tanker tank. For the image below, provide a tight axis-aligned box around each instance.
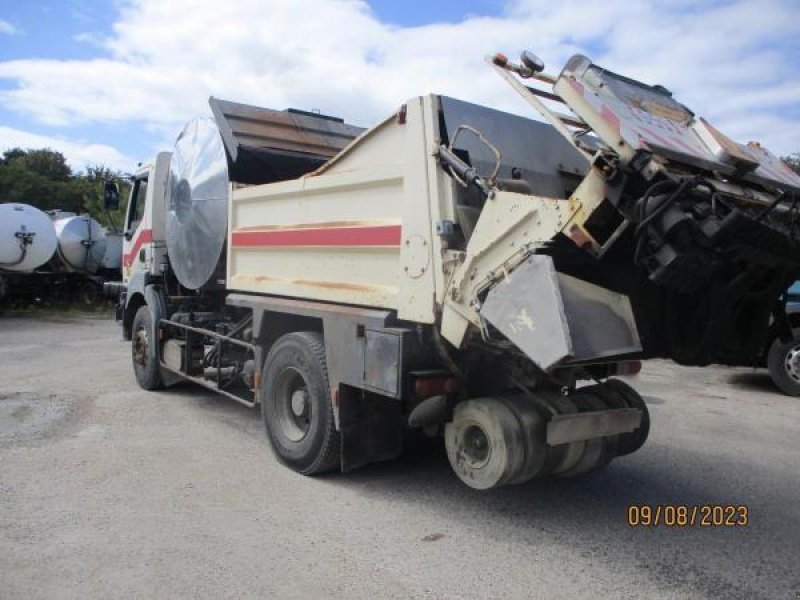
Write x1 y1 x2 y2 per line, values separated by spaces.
0 203 58 272
52 214 107 274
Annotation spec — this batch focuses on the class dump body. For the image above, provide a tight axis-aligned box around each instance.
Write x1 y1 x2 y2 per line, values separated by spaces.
227 96 446 323
226 95 591 324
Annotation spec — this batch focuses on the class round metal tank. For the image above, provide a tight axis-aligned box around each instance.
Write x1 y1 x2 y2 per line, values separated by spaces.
166 117 229 290
0 203 58 272
53 214 107 273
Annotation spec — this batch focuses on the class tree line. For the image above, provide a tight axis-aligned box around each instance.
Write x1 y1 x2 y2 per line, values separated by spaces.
0 148 131 230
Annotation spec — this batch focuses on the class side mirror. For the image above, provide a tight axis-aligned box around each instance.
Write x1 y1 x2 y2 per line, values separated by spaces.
124 230 133 241
103 181 120 210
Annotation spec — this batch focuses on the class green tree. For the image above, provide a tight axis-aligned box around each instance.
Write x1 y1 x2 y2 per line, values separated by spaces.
1 148 26 164
0 151 82 212
0 148 129 229
21 149 72 181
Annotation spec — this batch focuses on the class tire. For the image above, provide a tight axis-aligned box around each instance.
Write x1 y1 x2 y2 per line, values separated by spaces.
261 332 340 475
131 305 164 390
444 398 526 490
78 281 100 307
767 328 800 396
495 395 548 484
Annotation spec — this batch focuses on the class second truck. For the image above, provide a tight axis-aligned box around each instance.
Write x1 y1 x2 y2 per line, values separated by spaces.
109 51 800 489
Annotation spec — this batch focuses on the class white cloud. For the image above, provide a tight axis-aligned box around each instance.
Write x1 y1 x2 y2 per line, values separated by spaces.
0 19 18 35
0 0 798 160
0 126 134 172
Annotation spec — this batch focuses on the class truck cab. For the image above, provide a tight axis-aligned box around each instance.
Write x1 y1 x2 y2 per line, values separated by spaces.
117 152 170 339
122 152 170 285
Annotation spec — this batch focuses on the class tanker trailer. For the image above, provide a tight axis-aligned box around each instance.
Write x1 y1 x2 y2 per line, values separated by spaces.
0 205 120 306
0 203 58 272
50 212 111 304
0 203 58 303
52 213 107 274
114 54 800 490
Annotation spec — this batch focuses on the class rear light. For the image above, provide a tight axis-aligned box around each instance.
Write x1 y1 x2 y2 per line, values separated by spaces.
616 360 642 375
414 376 458 399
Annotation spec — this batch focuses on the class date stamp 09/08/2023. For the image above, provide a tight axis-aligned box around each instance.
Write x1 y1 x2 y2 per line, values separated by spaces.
627 504 749 528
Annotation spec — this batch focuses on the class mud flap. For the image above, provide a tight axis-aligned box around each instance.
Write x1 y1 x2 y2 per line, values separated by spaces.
338 385 404 472
480 255 641 371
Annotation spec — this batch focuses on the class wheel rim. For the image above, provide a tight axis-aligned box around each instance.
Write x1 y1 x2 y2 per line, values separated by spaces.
784 345 800 382
133 325 149 367
274 367 312 442
461 423 491 469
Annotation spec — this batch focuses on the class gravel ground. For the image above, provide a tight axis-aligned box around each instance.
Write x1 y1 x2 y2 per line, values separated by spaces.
1 315 798 599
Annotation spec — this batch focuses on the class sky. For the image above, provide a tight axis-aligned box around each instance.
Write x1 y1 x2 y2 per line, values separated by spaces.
0 0 798 174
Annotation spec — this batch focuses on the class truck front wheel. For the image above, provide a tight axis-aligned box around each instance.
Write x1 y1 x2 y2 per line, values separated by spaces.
131 305 164 390
261 332 341 475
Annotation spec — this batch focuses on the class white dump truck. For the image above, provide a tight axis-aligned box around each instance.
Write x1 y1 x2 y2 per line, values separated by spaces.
110 51 800 489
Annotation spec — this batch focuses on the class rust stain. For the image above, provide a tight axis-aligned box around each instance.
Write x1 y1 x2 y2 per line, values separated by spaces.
235 220 398 232
232 273 384 294
232 274 279 284
636 99 689 123
292 278 379 293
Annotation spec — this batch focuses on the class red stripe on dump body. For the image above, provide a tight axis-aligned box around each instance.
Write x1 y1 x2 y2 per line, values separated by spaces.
123 228 153 267
231 225 402 247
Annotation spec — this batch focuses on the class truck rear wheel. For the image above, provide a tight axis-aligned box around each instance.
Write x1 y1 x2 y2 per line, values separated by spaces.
261 332 341 475
131 305 164 390
444 398 527 490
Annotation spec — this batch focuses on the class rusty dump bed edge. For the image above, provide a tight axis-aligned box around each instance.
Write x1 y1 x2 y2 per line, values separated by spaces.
209 96 365 185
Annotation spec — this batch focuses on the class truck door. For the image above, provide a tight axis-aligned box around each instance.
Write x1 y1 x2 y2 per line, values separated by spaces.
122 172 151 283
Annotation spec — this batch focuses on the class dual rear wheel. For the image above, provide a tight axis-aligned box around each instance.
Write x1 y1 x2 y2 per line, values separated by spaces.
445 380 650 490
